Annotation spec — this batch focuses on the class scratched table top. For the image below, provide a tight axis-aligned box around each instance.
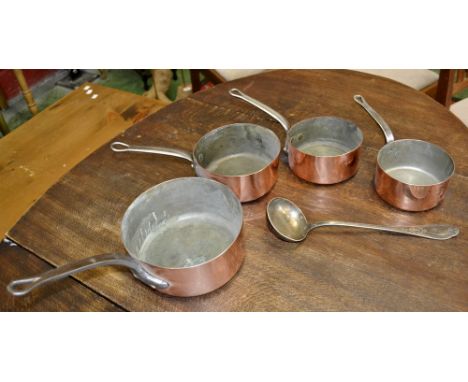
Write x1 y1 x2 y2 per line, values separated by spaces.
2 70 467 311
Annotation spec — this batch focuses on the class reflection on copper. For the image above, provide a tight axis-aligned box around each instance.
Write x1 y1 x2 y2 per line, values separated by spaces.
195 155 280 202
288 144 361 184
141 232 245 297
374 164 451 211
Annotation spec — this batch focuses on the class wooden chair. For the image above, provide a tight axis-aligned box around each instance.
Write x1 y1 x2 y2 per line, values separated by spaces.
357 70 439 96
191 69 440 97
13 69 39 116
190 69 265 92
0 70 40 136
435 69 468 127
435 69 468 106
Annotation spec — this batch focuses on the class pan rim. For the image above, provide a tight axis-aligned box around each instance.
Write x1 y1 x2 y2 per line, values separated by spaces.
377 138 456 186
289 116 364 158
192 122 282 178
120 177 244 271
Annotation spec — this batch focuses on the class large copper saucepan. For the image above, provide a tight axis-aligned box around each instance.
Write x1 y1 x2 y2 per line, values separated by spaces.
111 123 280 202
354 95 455 211
8 178 244 297
229 88 363 184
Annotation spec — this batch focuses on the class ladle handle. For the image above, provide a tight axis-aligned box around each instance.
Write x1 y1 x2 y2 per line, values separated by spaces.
229 88 290 151
7 253 169 297
309 222 459 240
353 95 395 143
111 141 193 163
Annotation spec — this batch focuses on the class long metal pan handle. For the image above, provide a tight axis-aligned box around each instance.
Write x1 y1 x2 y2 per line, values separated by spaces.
309 221 459 240
7 253 169 297
111 141 193 163
353 95 395 143
229 88 290 151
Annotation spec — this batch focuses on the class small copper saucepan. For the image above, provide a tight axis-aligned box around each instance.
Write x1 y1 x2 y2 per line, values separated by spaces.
354 95 455 211
229 88 363 184
8 178 244 297
111 123 280 202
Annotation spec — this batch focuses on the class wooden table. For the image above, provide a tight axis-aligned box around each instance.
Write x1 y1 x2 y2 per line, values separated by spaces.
0 83 165 237
1 70 467 311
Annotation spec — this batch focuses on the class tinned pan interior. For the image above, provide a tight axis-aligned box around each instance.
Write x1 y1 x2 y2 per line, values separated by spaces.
193 123 281 176
377 139 455 186
289 117 363 157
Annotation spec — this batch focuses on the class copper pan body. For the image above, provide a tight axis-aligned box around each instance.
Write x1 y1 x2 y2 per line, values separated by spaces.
374 140 454 211
288 143 360 183
229 89 363 184
195 157 279 202
139 235 244 296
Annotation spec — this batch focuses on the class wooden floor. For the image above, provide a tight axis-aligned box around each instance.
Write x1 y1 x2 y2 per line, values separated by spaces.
0 83 166 237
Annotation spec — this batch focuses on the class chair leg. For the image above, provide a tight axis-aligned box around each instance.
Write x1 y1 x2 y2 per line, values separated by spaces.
190 69 226 93
435 69 456 107
13 69 39 115
201 69 225 85
190 69 202 93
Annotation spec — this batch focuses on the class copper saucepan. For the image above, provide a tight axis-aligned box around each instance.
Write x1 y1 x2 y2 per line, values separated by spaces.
229 88 364 184
111 123 280 202
8 178 244 297
354 95 455 211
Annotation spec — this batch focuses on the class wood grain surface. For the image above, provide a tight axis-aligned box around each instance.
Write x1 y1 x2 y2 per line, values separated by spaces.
6 70 468 311
0 83 166 237
0 242 122 311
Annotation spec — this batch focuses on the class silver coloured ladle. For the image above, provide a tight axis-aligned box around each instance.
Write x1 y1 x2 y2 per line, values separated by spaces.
266 197 459 242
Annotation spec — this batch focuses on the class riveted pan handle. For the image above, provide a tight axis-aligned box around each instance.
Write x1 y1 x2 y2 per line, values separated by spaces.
7 253 169 297
354 95 395 143
229 88 290 152
111 141 193 163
